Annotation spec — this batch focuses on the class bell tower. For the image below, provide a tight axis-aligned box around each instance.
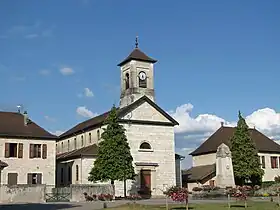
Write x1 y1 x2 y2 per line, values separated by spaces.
118 37 157 108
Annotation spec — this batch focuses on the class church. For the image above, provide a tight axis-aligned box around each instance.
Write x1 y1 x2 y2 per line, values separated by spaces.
56 39 183 197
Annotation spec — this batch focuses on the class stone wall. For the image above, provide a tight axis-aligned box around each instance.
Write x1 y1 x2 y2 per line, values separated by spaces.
70 184 113 202
0 184 46 203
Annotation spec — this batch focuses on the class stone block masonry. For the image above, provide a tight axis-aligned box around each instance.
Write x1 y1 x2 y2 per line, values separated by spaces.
0 184 46 203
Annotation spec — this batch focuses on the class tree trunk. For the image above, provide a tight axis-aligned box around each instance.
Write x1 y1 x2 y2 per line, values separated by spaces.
111 180 115 200
124 180 127 198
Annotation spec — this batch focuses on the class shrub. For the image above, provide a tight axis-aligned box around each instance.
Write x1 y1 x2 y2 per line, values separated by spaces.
202 185 211 191
192 187 202 192
261 181 275 188
212 186 221 191
127 195 142 200
275 176 280 183
164 186 188 203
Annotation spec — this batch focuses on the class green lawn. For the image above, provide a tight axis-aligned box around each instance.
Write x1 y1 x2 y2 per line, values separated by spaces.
108 201 279 210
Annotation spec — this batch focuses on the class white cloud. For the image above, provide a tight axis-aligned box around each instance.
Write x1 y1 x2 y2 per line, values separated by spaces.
60 67 74 76
76 106 97 118
44 115 56 122
84 88 94 97
4 22 54 39
39 69 50 76
52 130 64 136
170 104 280 169
169 103 234 134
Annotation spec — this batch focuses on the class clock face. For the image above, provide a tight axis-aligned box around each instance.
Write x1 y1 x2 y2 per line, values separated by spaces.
139 71 146 80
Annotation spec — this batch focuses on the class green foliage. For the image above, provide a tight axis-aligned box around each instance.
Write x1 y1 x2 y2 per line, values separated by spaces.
88 105 136 183
230 111 264 186
275 176 280 183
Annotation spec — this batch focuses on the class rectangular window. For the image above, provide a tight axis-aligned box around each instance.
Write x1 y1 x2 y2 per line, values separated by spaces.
68 166 71 182
139 78 147 88
76 165 79 181
27 173 42 185
30 144 47 159
261 156 265 168
4 143 23 158
271 156 278 169
5 143 17 158
61 168 64 184
7 173 18 185
33 144 41 158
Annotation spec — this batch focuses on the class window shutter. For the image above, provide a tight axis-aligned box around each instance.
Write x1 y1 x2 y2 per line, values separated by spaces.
8 173 18 185
5 143 10 158
42 144 47 159
18 143 23 158
29 144 34 158
27 173 33 184
37 173 42 184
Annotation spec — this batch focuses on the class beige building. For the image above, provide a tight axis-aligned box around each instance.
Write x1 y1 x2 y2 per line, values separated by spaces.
183 124 280 191
0 111 57 186
56 41 181 197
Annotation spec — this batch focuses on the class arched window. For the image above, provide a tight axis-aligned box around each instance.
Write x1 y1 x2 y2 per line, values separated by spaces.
139 142 152 150
74 138 77 150
89 133 92 143
125 73 129 89
81 135 84 147
67 140 70 151
97 130 100 141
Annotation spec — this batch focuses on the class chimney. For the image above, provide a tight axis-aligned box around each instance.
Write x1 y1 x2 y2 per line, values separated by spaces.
23 111 28 126
221 122 224 127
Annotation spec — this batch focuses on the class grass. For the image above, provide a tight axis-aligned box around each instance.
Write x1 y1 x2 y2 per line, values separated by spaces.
107 201 279 210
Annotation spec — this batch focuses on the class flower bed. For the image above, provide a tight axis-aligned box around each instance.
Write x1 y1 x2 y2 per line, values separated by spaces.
83 192 113 201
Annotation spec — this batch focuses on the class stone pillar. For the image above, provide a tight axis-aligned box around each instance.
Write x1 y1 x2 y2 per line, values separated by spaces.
215 143 235 188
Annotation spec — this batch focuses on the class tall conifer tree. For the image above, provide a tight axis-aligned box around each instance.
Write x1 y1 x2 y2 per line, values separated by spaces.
88 105 135 197
230 111 264 185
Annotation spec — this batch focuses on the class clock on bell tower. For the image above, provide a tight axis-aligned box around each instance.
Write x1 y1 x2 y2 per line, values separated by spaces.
118 37 157 108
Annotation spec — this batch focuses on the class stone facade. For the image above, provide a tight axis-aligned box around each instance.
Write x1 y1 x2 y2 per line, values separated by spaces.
0 138 56 186
120 60 155 108
56 101 177 197
215 144 235 188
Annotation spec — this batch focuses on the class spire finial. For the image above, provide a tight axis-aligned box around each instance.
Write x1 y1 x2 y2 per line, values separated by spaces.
135 35 139 48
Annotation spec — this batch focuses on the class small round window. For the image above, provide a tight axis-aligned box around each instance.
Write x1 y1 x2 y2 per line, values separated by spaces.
139 142 151 150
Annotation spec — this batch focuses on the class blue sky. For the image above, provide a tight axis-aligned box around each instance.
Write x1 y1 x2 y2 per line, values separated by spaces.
1 0 280 168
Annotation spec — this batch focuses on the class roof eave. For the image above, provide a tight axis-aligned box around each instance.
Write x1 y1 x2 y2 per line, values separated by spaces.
0 134 58 140
117 58 157 67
